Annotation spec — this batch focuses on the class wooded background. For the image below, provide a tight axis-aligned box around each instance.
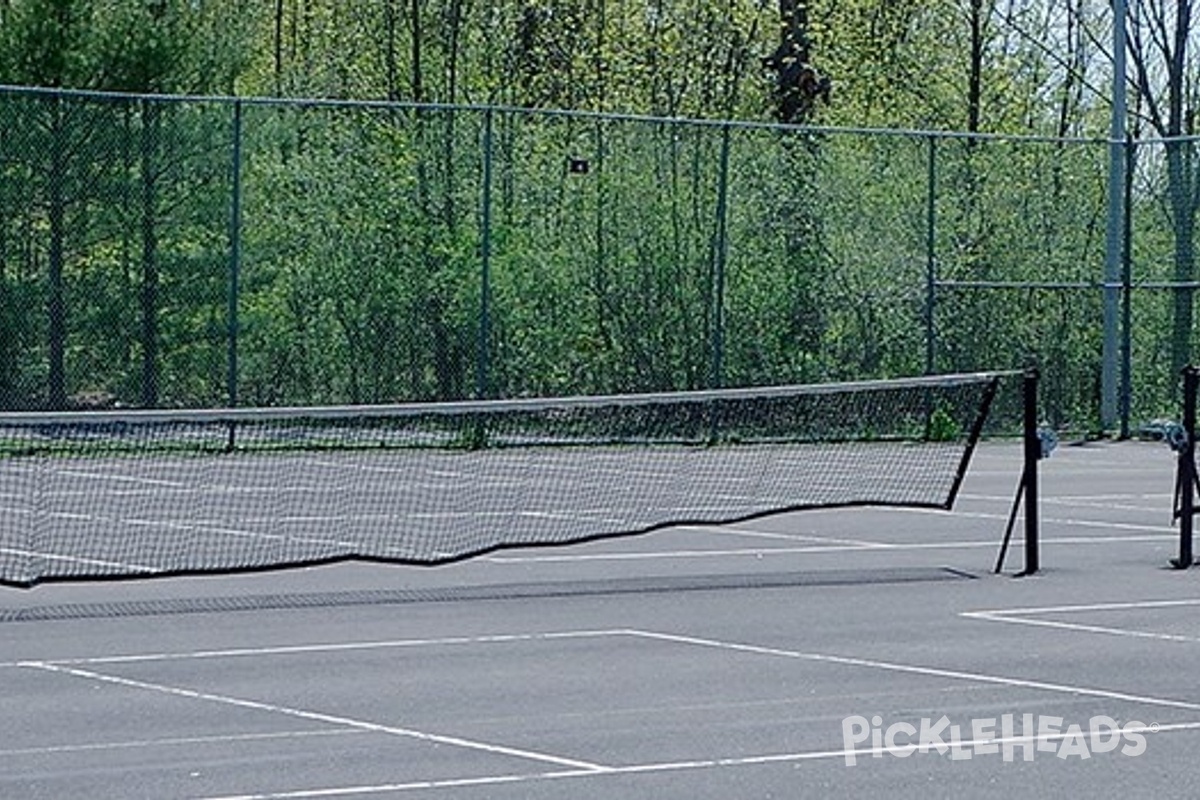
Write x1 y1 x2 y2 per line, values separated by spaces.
1 1 1198 433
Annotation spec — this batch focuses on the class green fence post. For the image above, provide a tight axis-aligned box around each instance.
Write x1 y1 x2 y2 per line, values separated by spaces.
710 123 731 392
477 107 494 401
227 99 243 414
924 134 937 377
1119 135 1135 438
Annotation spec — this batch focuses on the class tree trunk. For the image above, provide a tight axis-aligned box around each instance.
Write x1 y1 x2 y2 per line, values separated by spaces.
273 0 285 96
383 0 400 101
967 0 984 133
765 0 829 125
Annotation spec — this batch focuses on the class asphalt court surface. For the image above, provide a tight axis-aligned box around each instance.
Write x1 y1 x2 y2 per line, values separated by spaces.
6 440 1200 798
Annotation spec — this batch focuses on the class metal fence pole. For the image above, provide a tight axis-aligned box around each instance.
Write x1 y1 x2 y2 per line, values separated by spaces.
924 134 937 377
227 99 243 411
1119 136 1135 439
709 123 731 392
1102 0 1129 432
477 107 494 401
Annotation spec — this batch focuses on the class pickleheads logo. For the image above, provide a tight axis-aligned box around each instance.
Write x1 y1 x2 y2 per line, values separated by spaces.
841 714 1154 766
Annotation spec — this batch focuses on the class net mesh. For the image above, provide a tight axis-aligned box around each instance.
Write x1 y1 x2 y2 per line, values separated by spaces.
0 372 1005 586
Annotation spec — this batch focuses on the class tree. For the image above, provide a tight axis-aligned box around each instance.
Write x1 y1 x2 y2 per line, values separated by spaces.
99 2 199 406
764 0 831 124
1124 0 1198 376
0 0 95 408
0 0 254 408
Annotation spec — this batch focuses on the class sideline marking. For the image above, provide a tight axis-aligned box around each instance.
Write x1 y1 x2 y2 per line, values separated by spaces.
1 630 627 668
679 525 893 548
0 728 366 758
192 721 1200 798
623 629 1200 713
20 661 609 773
963 598 1200 644
484 532 1174 563
0 544 156 572
14 624 1200 796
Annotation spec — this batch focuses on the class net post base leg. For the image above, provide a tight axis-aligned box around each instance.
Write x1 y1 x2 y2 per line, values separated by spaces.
994 472 1024 575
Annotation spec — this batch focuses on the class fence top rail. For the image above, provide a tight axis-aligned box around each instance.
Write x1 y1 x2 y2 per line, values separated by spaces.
936 279 1200 290
0 83 1107 147
1135 133 1200 147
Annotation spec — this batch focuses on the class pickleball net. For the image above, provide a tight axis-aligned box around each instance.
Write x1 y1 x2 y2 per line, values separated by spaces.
0 371 1016 586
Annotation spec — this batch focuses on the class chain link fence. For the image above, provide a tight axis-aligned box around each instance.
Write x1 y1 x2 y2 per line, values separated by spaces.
1 85 1196 433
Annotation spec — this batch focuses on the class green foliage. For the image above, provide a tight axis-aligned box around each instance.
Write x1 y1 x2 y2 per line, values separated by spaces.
0 2 1194 431
926 407 960 442
0 85 1187 428
0 0 94 86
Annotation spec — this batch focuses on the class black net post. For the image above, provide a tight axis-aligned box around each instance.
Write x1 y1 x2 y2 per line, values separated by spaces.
997 366 1041 576
1173 366 1198 568
1019 366 1040 575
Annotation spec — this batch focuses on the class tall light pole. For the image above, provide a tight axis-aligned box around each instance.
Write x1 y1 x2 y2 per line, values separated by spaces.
1103 0 1128 432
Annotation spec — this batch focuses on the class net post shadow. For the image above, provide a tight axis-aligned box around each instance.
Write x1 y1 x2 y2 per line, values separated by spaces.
994 367 1042 576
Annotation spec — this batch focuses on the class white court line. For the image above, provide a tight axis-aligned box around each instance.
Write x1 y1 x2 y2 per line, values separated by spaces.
482 533 1175 563
623 629 1200 713
0 506 364 551
1041 500 1171 513
2 630 627 668
0 728 367 758
972 598 1200 616
960 492 1170 513
962 599 1200 645
32 624 1192 710
36 470 189 489
191 721 1200 799
39 485 336 499
19 662 610 773
482 545 922 563
16 626 1200 797
302 458 506 487
1038 493 1173 502
891 505 1180 537
0 545 157 572
677 525 895 548
963 613 1200 644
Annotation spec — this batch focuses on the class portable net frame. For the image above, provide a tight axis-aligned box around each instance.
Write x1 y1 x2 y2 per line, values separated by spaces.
1 372 1015 586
